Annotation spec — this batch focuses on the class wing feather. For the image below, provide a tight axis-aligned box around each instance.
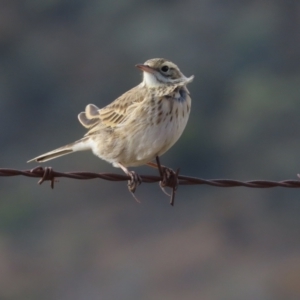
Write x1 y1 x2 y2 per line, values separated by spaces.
78 85 146 136
78 112 99 128
85 104 100 118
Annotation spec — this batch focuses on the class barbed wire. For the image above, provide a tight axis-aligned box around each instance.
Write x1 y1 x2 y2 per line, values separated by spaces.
1 166 300 206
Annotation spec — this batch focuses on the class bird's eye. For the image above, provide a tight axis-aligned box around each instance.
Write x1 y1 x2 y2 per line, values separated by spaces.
161 66 169 72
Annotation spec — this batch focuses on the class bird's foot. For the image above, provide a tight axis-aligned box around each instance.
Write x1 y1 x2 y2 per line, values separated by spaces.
127 170 142 193
126 171 142 203
154 156 179 206
117 163 142 203
159 166 180 206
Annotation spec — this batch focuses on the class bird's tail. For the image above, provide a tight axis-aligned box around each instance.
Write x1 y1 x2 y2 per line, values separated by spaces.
27 137 91 163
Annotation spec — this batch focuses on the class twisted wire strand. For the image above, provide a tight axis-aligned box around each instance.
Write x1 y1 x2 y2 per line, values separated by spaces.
1 166 300 188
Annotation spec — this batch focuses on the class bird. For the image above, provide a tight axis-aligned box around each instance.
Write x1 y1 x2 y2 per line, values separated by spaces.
28 58 194 192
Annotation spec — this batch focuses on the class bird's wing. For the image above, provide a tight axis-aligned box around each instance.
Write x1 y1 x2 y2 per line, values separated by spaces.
78 85 146 136
78 104 100 128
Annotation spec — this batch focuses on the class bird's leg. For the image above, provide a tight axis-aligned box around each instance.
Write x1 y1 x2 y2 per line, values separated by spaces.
146 160 167 174
147 157 170 197
118 163 142 202
147 156 174 178
147 156 179 206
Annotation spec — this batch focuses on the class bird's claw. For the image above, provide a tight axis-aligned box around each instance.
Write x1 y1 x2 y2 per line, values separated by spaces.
159 166 180 206
127 170 142 193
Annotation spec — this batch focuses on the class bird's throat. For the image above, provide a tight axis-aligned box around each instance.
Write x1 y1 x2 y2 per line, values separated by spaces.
143 72 164 87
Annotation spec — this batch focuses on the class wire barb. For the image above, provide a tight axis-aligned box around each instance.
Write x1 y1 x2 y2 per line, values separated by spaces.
35 166 56 189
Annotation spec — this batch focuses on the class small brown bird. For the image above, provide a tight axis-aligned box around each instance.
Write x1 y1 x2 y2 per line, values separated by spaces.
28 58 194 187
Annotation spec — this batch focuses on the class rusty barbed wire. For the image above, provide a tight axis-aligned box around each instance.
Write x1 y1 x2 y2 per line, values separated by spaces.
1 166 300 206
1 166 300 187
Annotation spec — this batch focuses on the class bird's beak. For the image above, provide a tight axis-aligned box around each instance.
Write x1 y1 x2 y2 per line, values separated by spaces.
135 64 155 73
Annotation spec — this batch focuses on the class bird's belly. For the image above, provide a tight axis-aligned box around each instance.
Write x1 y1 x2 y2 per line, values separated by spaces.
91 98 190 168
126 108 189 166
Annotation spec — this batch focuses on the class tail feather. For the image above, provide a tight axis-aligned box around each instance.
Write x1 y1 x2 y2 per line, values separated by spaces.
27 138 91 163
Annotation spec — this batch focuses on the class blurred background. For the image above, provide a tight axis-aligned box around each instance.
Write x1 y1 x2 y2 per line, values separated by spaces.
1 0 300 299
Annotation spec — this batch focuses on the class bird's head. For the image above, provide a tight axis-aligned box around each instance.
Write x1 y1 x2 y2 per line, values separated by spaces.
136 58 194 88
